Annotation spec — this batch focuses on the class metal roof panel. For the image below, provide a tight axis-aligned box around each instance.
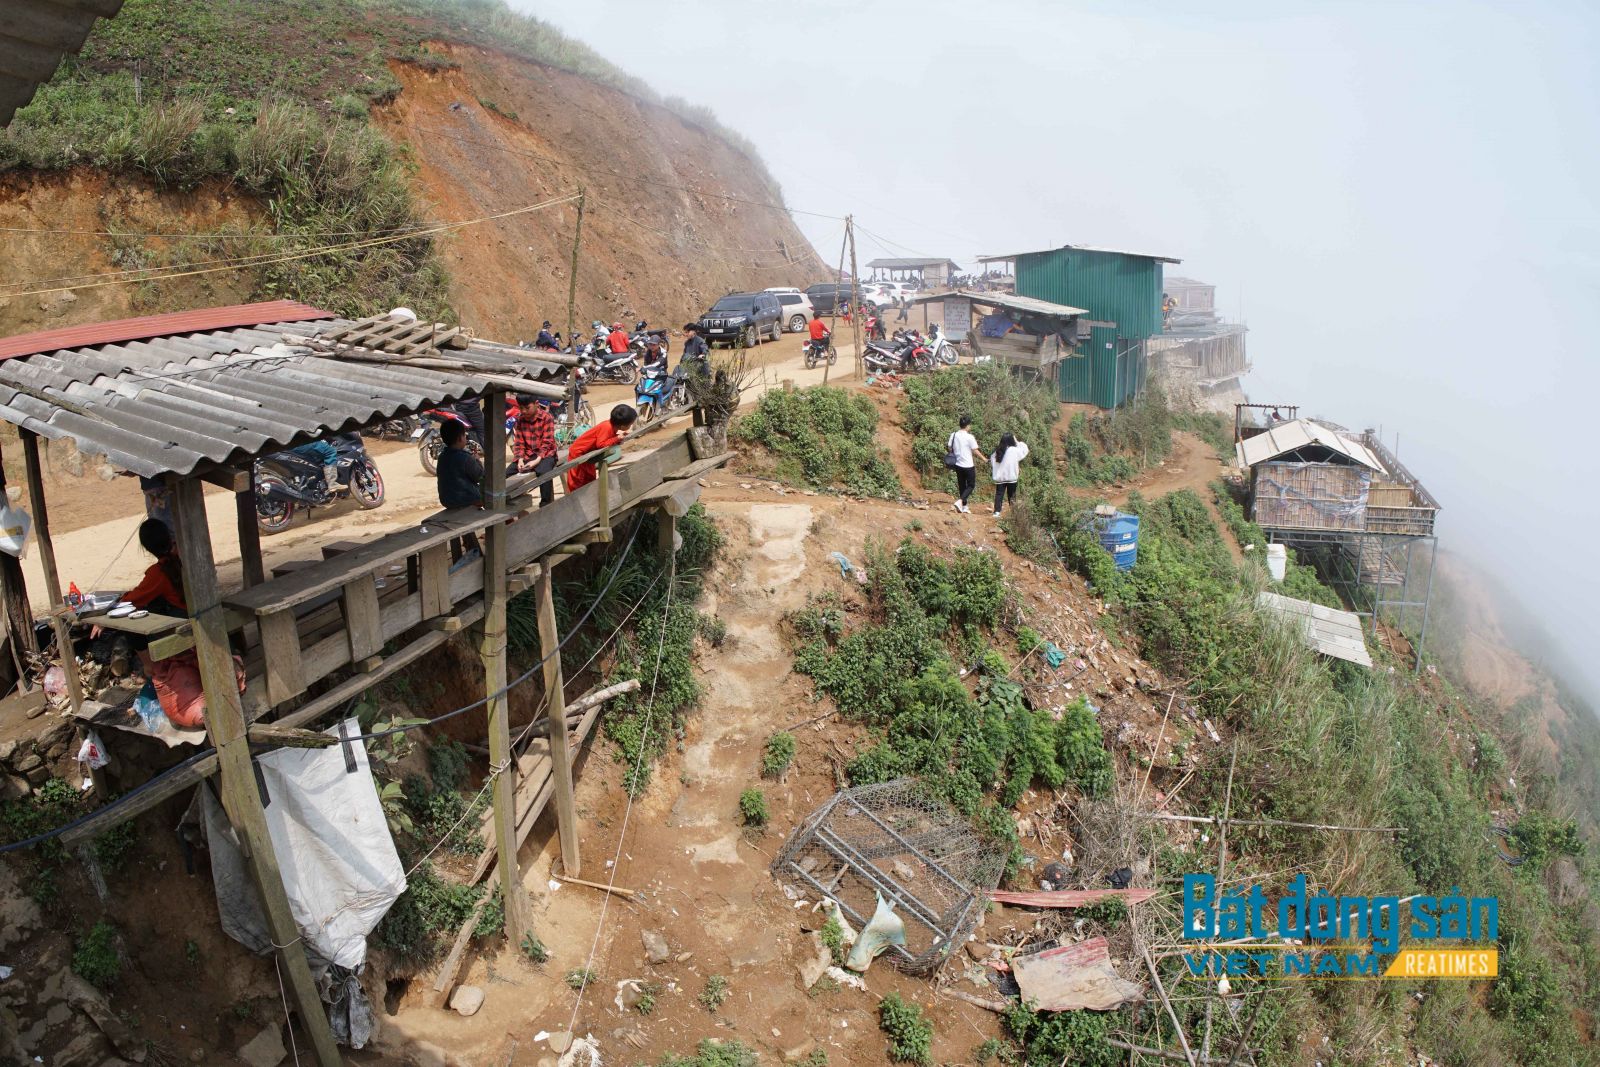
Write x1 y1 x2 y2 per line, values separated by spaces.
1236 418 1384 471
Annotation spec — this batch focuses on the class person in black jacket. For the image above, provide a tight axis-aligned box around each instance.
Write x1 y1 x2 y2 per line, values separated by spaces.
436 419 484 559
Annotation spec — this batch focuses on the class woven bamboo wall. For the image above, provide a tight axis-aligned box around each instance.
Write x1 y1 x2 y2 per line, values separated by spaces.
1251 462 1370 531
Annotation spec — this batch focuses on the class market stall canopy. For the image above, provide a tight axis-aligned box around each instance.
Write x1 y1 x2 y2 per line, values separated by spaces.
1235 417 1384 471
908 288 1088 319
0 301 566 478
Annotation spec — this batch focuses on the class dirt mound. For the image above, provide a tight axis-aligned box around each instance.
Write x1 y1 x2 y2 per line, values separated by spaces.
376 44 826 337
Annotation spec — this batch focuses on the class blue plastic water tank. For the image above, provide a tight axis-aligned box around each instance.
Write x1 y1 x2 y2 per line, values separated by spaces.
1095 512 1141 572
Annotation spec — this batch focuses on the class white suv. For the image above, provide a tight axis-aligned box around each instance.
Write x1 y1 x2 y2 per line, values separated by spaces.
772 291 815 332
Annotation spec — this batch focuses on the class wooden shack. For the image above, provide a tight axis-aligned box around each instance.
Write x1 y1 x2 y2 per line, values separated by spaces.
0 301 731 1064
913 289 1086 382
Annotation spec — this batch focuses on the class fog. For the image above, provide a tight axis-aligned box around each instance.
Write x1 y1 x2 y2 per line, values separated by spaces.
522 0 1600 701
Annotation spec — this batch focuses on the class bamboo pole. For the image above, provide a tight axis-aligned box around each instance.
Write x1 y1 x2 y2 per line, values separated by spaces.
171 479 343 1067
20 433 82 715
566 187 585 416
825 220 848 386
0 442 36 688
1132 812 1402 834
847 217 863 379
1142 945 1198 1067
536 566 580 875
480 388 532 942
1203 744 1240 1061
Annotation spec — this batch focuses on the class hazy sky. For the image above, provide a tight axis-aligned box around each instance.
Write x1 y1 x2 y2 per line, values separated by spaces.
521 0 1600 697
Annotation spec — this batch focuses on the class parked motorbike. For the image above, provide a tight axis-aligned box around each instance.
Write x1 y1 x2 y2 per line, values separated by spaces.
634 355 694 423
578 344 639 385
925 323 960 366
416 407 485 475
254 434 384 533
803 335 838 369
629 320 670 362
863 333 932 373
366 414 420 441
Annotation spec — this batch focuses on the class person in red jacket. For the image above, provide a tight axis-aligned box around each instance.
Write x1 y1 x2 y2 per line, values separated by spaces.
607 321 630 354
807 310 831 343
565 403 638 492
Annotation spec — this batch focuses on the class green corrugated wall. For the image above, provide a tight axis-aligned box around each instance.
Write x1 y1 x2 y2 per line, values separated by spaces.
1015 248 1165 339
1057 329 1147 409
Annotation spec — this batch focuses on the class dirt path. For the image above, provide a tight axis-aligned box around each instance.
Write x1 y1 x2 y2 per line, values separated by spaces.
1102 431 1241 563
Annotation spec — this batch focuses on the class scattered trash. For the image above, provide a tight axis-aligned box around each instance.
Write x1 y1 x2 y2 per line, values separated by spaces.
829 551 854 576
846 892 907 972
614 978 647 1011
0 966 10 981
825 966 868 992
75 731 108 774
990 888 1157 909
557 1035 601 1067
1011 937 1144 1011
1107 867 1134 890
1042 642 1067 668
1037 862 1071 892
1217 976 1232 995
42 666 65 699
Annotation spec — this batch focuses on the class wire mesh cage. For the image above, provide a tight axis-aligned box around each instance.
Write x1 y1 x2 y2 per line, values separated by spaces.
771 778 1009 975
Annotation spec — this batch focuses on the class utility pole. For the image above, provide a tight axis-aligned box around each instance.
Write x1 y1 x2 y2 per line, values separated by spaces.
826 221 849 386
565 187 586 418
846 217 863 379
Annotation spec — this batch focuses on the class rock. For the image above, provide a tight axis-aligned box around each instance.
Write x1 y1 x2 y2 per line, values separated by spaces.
798 933 831 989
0 739 16 763
51 1031 107 1067
0 775 27 801
641 929 670 964
614 979 645 1012
547 1031 573 1054
964 941 990 961
37 720 73 751
237 1024 287 1067
784 1039 820 1062
11 752 42 774
23 763 49 786
448 985 485 1017
62 972 143 1060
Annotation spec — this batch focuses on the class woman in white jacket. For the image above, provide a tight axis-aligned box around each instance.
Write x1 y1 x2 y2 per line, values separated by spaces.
989 433 1029 517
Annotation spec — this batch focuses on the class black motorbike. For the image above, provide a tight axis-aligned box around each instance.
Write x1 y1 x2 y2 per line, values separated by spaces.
254 434 385 533
578 342 640 385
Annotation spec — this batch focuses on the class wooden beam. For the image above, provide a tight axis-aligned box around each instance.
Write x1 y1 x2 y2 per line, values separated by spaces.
235 488 265 588
203 467 252 493
59 750 219 847
257 610 306 706
657 510 677 560
480 388 531 942
535 567 580 875
170 479 343 1067
342 576 382 662
20 433 83 721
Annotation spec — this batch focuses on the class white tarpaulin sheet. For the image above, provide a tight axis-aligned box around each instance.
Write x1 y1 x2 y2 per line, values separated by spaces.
204 717 405 970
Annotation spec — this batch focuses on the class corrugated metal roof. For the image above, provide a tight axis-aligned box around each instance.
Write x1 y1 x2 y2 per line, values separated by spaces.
978 244 1183 265
1235 418 1385 471
865 257 961 270
0 301 332 360
0 0 124 128
1256 592 1373 667
908 289 1088 319
0 313 565 478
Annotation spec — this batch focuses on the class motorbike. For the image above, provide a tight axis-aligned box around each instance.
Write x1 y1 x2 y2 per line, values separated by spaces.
803 335 838 369
634 355 695 423
925 323 960 365
578 344 639 385
864 333 933 374
629 320 670 362
254 434 384 533
415 407 485 475
366 414 420 441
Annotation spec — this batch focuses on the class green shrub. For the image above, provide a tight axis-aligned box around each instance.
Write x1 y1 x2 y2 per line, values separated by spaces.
1002 1000 1115 1067
819 913 847 966
1509 810 1583 872
658 1039 759 1067
73 921 122 988
428 738 471 793
375 863 485 965
520 931 549 964
738 788 768 826
699 973 730 1010
1077 897 1127 926
732 387 901 497
761 731 796 777
565 967 597 989
878 992 934 1065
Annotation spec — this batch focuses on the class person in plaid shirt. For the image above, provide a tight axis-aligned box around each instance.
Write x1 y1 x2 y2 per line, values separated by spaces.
510 393 559 506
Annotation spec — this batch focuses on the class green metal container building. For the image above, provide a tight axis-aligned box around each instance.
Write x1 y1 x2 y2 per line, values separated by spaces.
982 244 1180 409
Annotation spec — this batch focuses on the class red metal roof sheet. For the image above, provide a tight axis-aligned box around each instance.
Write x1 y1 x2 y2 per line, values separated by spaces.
0 300 334 361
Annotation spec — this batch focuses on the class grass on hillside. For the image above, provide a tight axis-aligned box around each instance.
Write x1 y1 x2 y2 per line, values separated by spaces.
764 366 1600 1065
731 386 901 497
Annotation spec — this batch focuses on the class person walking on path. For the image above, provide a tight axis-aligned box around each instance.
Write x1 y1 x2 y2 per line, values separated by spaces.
989 432 1030 518
946 415 985 514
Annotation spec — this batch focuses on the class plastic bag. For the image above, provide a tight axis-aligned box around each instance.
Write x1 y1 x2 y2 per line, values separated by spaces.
133 681 166 731
845 892 906 972
0 499 29 558
75 731 109 771
42 666 65 698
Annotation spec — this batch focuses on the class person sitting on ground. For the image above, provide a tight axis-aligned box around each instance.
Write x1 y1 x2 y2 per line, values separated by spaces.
436 419 484 559
989 432 1030 518
566 403 638 493
535 320 559 350
607 321 630 355
510 393 559 507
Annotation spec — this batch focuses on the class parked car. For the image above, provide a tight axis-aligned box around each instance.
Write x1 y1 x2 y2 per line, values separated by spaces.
804 282 856 314
774 291 815 332
698 291 783 347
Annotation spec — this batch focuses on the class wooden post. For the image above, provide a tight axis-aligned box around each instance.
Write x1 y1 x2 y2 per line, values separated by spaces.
236 487 265 588
566 187 586 418
595 457 611 540
535 566 580 875
657 511 677 562
0 443 36 685
825 220 849 386
847 218 863 378
170 479 344 1067
479 389 532 940
20 433 82 714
